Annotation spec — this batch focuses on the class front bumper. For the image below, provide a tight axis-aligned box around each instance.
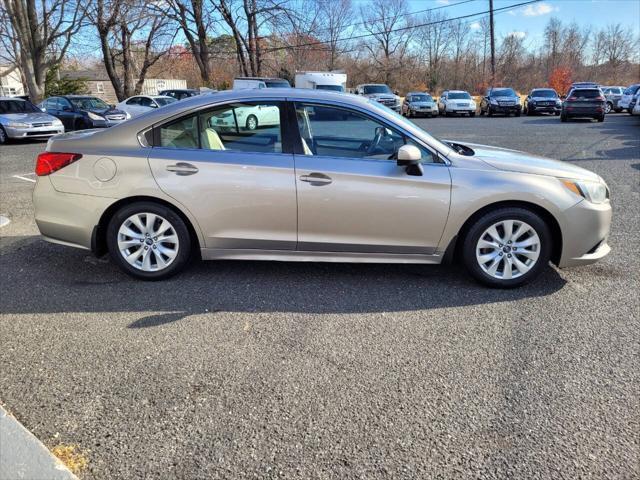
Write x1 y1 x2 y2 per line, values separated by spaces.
410 106 438 116
558 199 612 268
489 104 520 113
5 125 64 139
529 104 561 113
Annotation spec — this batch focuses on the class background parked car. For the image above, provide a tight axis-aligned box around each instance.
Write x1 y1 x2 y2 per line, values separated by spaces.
354 84 401 112
479 88 521 116
601 86 625 113
116 95 177 118
561 87 605 122
438 90 476 116
207 103 280 131
0 96 64 144
158 89 200 100
523 88 561 115
39 95 128 131
232 77 291 89
402 92 438 117
618 84 640 112
628 91 639 115
631 93 640 115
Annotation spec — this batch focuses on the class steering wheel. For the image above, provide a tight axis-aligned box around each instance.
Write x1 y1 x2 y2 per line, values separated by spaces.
366 126 386 155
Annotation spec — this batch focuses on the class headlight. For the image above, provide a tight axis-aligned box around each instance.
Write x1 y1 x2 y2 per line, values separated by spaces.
561 179 609 204
87 112 104 121
490 98 498 105
8 121 30 128
52 119 63 126
124 111 131 120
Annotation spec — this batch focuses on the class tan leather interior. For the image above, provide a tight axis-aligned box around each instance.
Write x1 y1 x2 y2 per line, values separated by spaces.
202 128 226 150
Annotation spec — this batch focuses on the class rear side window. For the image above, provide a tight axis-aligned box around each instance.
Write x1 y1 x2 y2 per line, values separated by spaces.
126 97 141 105
624 85 640 95
156 101 283 153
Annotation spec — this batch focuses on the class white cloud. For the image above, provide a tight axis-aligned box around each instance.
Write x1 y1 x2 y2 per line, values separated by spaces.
507 10 516 16
436 0 450 4
522 2 557 16
507 31 526 39
469 21 481 30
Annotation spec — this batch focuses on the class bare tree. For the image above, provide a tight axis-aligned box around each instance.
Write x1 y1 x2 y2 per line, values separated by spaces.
418 11 451 91
1 0 86 102
163 0 219 85
360 0 413 85
93 0 175 101
317 0 354 71
596 24 635 68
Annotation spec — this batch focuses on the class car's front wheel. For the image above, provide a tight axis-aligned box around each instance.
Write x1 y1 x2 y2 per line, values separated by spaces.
107 202 192 280
0 126 7 144
462 208 552 288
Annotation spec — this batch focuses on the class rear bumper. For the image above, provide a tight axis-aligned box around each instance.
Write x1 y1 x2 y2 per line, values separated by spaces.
558 200 612 268
33 176 114 250
563 106 604 117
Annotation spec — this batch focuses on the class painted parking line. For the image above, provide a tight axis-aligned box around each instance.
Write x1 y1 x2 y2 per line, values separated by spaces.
12 173 36 183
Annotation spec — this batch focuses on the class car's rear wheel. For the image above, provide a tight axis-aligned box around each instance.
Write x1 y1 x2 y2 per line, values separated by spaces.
246 115 258 130
0 126 7 144
597 114 605 122
605 102 612 114
560 113 568 122
462 208 552 288
469 112 476 117
107 202 192 280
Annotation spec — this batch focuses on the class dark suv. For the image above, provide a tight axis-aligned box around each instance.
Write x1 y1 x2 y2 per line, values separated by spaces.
523 88 561 115
560 88 605 122
480 88 521 116
40 95 128 130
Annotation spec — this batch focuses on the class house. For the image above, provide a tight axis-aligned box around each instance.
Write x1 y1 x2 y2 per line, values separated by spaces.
0 66 25 97
60 70 187 103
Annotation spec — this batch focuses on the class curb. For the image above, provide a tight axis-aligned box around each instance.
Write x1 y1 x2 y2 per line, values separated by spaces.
0 405 78 480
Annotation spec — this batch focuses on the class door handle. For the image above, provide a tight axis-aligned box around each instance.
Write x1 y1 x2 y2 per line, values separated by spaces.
166 162 199 176
300 172 332 186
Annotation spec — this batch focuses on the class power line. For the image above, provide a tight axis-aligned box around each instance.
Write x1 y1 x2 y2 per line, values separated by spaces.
264 0 541 53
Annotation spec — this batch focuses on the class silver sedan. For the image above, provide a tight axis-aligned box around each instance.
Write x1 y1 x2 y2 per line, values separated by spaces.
32 89 611 287
0 97 64 143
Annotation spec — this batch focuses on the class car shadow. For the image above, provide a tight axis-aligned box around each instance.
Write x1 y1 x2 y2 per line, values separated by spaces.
0 236 567 327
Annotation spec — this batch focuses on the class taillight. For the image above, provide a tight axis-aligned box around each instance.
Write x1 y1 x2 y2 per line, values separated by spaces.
567 96 577 101
595 96 605 101
35 152 82 176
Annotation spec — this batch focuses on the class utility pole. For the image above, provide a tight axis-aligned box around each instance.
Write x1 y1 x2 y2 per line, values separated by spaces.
489 0 496 86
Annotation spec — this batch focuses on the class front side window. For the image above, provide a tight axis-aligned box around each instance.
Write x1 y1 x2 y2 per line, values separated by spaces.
157 102 283 154
294 103 435 163
126 97 141 105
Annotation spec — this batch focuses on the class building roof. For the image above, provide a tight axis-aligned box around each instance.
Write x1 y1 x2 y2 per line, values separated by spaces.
59 69 110 81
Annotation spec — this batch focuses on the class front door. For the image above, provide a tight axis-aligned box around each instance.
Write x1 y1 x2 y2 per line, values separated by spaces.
292 102 451 255
148 100 297 251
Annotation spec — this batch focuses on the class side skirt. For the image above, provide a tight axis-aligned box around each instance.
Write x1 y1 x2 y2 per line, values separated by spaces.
200 248 444 264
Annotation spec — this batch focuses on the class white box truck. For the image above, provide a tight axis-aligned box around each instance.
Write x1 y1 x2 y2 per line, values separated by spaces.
294 72 347 92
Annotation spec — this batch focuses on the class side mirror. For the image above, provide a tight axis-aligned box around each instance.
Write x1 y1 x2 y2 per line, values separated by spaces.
394 90 399 95
150 103 158 108
41 107 46 112
397 145 423 176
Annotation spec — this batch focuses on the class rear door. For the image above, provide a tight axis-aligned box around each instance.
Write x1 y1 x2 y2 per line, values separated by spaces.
147 100 297 251
291 101 451 254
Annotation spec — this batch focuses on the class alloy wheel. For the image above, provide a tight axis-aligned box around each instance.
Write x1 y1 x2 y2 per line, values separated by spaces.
605 103 612 114
475 219 541 280
117 213 179 272
0 127 6 144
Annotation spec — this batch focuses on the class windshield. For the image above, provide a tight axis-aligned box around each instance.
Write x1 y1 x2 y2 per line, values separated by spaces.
0 100 41 114
531 90 557 98
490 88 516 97
367 99 450 153
264 80 290 88
155 97 177 106
409 94 432 102
70 97 110 110
363 85 392 94
316 85 344 92
448 92 471 100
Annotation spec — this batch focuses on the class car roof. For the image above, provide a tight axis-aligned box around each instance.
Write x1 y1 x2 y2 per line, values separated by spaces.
531 88 555 91
234 77 286 81
446 90 468 93
406 92 431 96
0 97 26 101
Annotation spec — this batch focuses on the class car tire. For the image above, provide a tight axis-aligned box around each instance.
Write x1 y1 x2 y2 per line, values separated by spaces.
605 102 612 114
107 202 193 281
560 113 567 122
597 115 605 122
487 107 493 117
526 107 534 116
73 118 84 131
614 108 622 113
0 125 7 144
246 115 258 130
462 207 552 288
479 108 485 116
469 112 476 117
515 110 521 117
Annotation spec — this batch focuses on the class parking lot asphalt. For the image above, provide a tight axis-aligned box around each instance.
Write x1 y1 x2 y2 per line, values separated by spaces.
0 113 638 479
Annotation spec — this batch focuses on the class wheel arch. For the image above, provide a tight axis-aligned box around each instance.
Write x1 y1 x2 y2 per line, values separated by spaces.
92 195 202 258
450 200 563 266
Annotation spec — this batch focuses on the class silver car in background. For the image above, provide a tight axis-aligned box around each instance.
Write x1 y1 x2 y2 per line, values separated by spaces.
601 86 625 113
0 97 64 143
32 89 611 287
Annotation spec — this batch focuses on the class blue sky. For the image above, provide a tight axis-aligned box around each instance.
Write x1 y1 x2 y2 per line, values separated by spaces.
382 0 640 48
